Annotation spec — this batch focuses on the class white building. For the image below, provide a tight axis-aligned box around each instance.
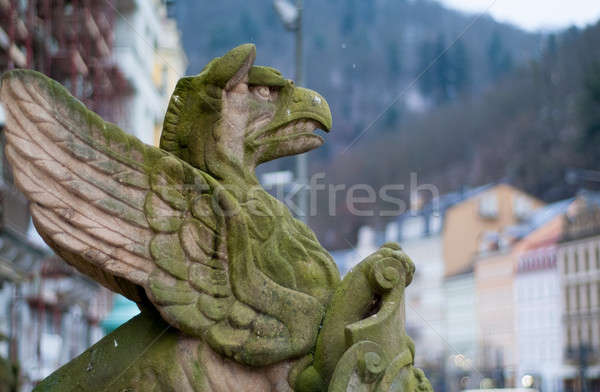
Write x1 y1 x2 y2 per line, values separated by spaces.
444 269 479 388
0 230 112 391
515 246 565 392
152 11 188 146
386 213 445 367
558 234 600 386
113 0 187 145
555 191 600 390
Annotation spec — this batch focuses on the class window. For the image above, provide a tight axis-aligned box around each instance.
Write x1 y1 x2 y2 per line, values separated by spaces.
578 284 586 311
585 283 591 311
574 251 579 274
596 245 600 270
45 309 54 333
479 192 498 219
584 248 590 272
571 325 579 348
513 195 532 220
479 231 500 253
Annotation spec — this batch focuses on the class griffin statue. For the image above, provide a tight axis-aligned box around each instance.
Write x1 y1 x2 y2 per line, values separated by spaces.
0 44 432 391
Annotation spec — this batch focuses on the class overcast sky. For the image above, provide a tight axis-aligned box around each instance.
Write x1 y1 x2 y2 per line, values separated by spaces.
437 0 600 31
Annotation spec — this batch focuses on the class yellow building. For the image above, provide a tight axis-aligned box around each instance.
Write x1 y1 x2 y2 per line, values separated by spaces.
152 6 188 146
443 183 544 277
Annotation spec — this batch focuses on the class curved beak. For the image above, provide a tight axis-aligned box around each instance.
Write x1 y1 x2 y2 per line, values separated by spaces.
288 87 332 132
248 82 333 164
256 84 333 136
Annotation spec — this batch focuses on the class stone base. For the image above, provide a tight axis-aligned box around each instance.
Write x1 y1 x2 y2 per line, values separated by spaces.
34 306 295 392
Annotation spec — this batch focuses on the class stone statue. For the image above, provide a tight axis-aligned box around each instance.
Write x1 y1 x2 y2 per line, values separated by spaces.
1 44 432 391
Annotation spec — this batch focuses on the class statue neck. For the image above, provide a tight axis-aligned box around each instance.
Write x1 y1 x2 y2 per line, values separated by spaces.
202 147 260 189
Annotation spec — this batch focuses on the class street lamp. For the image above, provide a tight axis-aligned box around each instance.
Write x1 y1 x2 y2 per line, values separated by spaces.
273 0 308 222
273 0 300 30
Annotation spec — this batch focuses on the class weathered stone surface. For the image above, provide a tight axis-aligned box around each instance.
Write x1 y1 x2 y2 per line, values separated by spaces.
1 44 432 391
34 306 297 392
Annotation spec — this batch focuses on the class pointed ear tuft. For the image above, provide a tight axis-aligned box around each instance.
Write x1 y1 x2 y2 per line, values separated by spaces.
205 44 256 90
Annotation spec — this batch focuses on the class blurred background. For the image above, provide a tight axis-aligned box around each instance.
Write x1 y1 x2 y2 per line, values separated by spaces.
0 0 599 391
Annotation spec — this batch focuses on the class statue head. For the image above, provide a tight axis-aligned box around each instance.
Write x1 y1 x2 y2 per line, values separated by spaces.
159 44 332 179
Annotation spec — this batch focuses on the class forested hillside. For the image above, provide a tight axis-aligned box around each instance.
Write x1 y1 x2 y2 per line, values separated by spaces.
312 22 600 248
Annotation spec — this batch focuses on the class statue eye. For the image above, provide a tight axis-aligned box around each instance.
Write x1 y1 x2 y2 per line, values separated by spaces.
253 86 271 100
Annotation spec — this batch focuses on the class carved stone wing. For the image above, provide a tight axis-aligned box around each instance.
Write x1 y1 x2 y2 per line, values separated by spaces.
0 70 296 366
1 70 162 299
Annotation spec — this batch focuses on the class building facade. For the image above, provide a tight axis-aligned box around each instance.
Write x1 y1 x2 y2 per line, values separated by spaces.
515 245 565 392
152 13 188 146
557 193 600 391
0 2 123 389
112 0 187 145
385 204 445 372
332 184 598 391
385 185 497 390
4 257 112 390
0 0 130 125
444 270 480 391
474 197 574 387
443 185 541 385
475 248 517 380
0 169 113 391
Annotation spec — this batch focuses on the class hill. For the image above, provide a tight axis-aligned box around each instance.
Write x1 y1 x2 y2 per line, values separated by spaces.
314 22 600 248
